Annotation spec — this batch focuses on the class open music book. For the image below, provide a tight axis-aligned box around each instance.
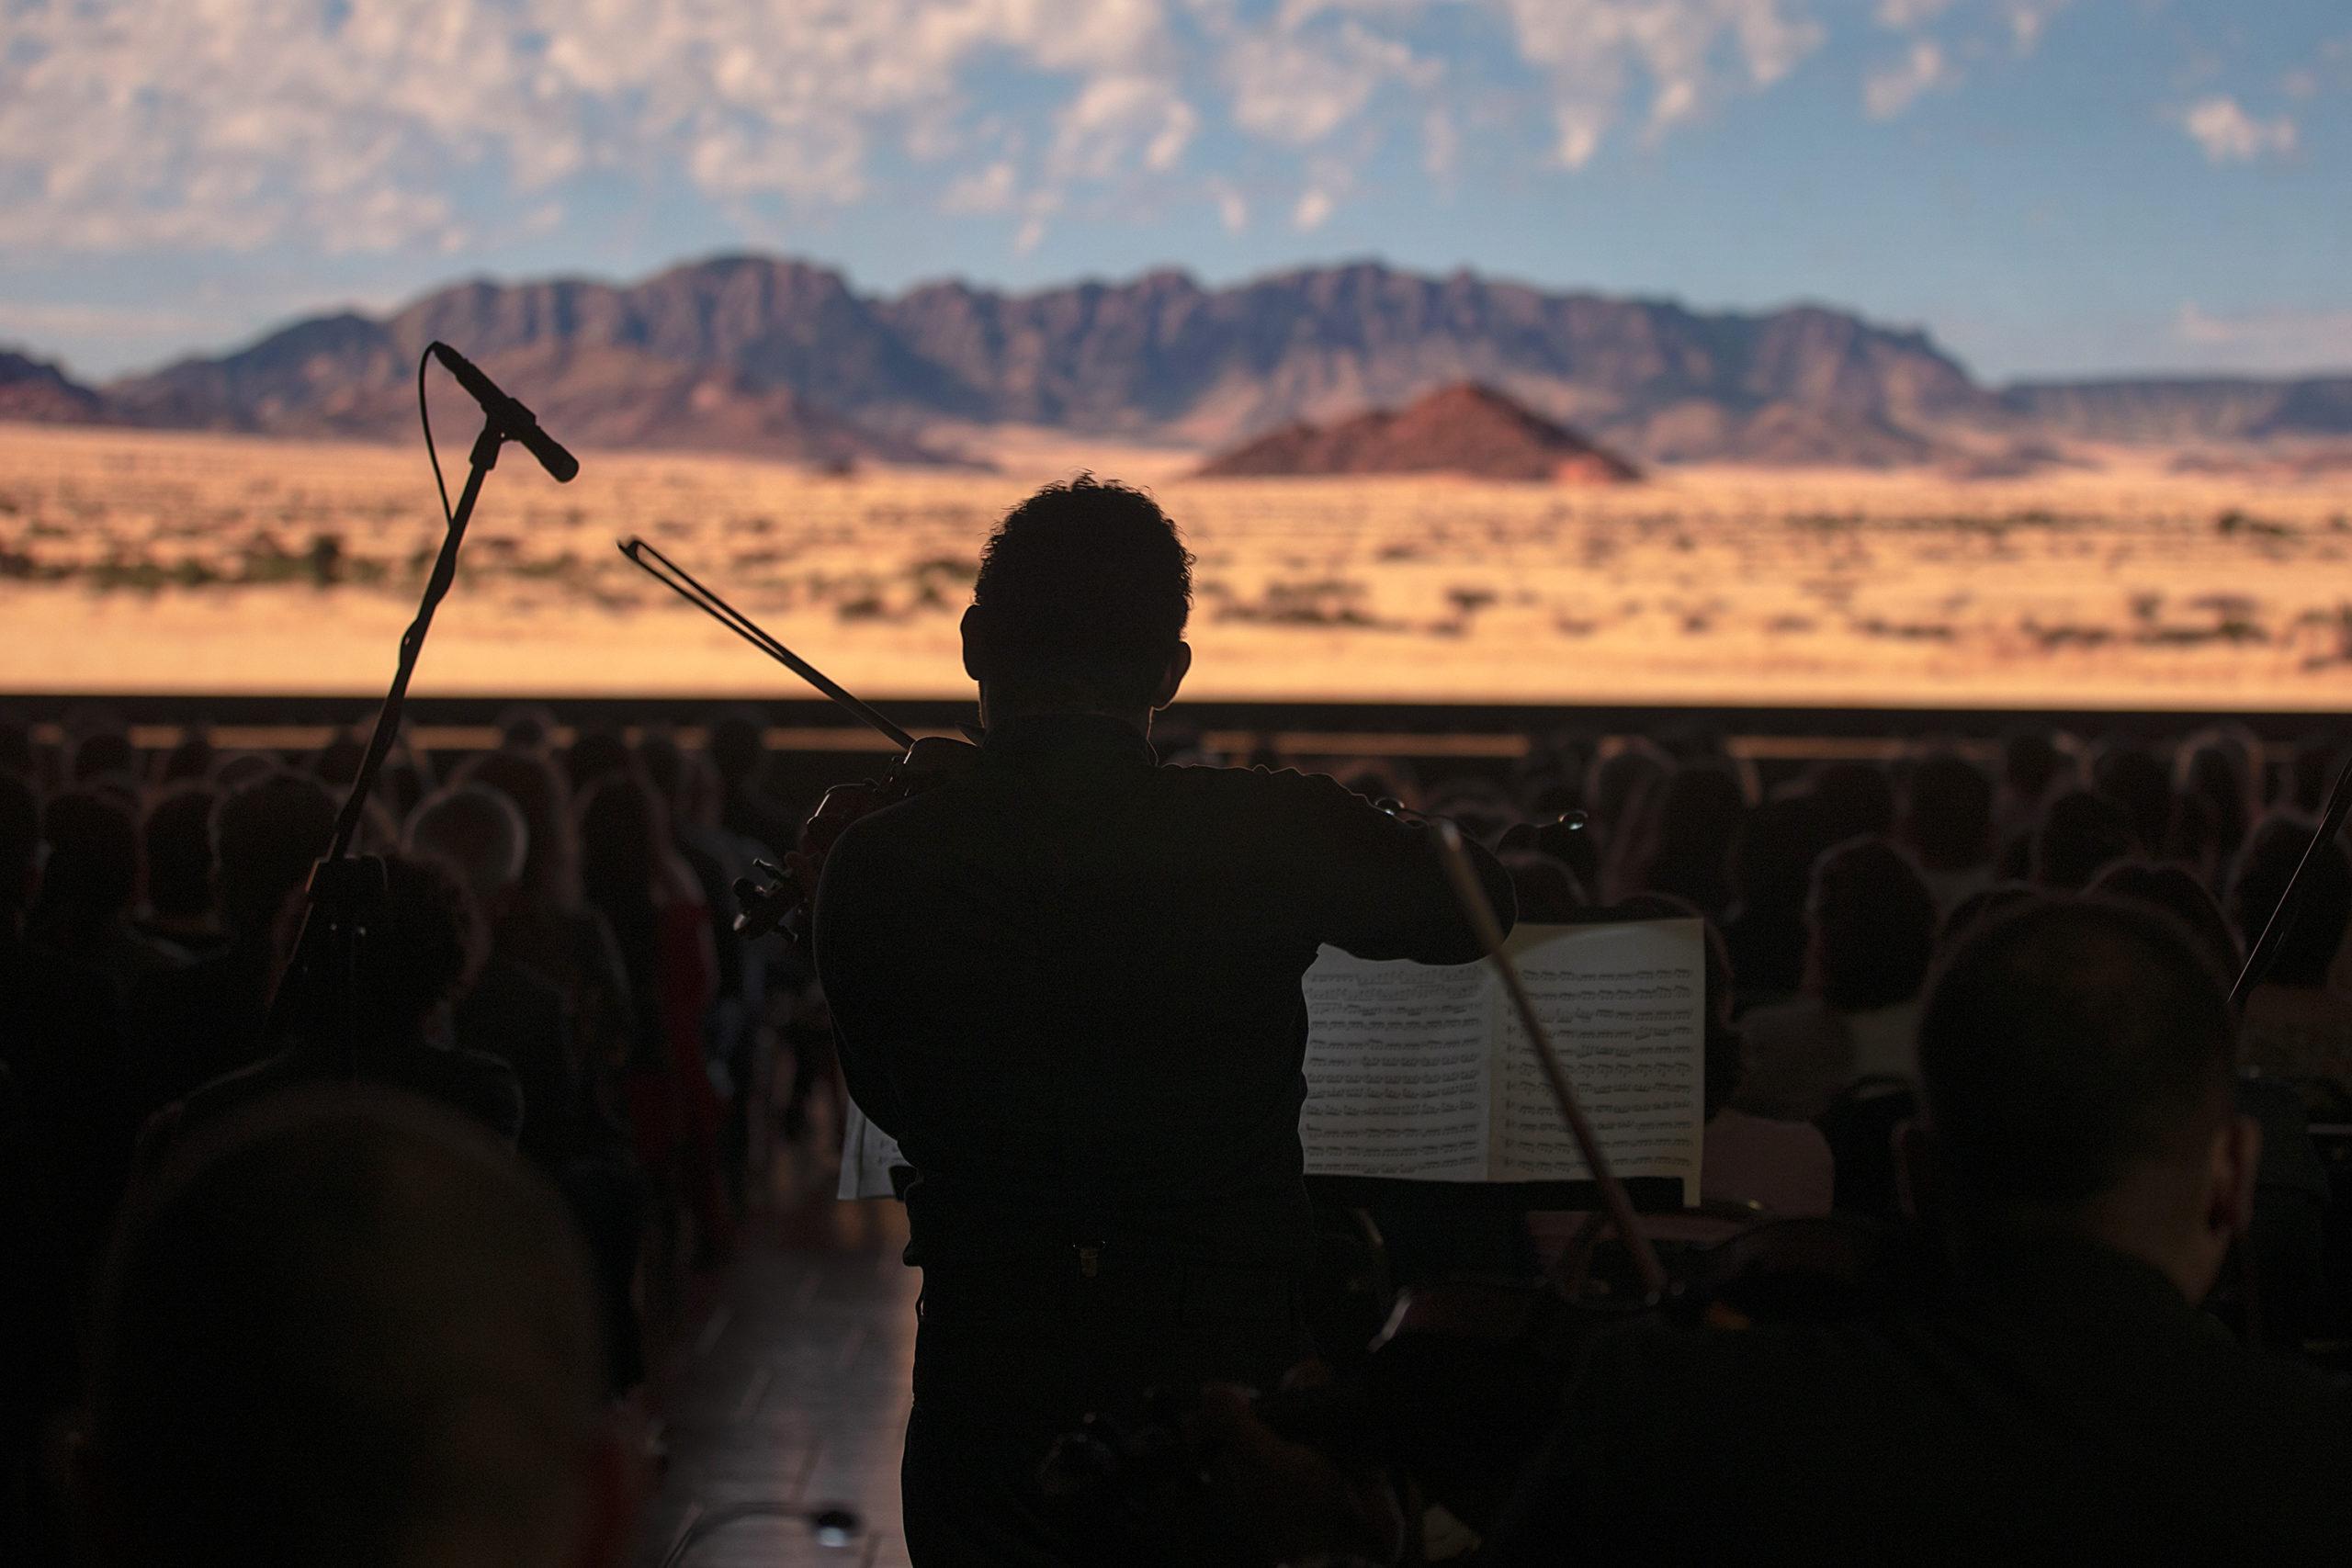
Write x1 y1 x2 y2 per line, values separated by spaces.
840 919 1707 1205
1300 919 1706 1202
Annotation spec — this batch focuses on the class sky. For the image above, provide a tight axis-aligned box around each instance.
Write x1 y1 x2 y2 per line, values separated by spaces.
0 0 2346 385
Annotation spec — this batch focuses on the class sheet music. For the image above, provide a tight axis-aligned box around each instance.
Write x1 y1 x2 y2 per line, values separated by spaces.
836 1100 909 1201
1300 950 1492 1179
1493 921 1707 1202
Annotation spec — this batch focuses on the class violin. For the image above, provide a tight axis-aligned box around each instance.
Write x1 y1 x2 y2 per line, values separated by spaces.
732 734 979 947
618 537 978 949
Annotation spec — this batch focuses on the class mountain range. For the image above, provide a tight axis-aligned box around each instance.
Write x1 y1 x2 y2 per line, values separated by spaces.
5 254 2348 469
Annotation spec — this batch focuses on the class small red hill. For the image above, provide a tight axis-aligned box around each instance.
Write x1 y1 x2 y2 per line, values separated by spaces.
1196 382 1641 483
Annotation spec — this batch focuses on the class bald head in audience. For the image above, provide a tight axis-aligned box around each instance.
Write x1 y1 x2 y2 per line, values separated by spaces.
74 1089 635 1568
405 783 530 913
1912 897 2258 1303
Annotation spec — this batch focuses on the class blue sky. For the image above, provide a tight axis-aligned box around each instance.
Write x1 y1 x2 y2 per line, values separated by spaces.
1 0 2345 384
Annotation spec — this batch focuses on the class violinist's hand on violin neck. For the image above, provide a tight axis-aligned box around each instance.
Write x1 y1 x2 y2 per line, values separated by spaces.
1193 1384 1407 1568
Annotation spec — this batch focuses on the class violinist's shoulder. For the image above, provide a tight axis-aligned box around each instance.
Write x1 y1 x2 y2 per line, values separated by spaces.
1163 759 1379 815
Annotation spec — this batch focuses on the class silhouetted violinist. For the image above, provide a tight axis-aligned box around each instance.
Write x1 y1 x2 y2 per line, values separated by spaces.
794 477 1515 1565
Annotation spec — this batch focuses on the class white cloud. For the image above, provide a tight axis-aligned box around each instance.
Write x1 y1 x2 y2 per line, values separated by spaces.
1875 0 1955 28
1048 74 1198 181
1220 15 1435 146
1207 178 1250 232
1864 39 1953 119
1293 186 1338 231
2000 0 2069 54
2181 96 2299 164
0 0 2085 263
2174 303 2352 371
1497 0 1826 167
943 161 1022 216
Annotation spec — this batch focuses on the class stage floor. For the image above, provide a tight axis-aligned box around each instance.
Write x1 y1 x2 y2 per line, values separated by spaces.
631 1178 918 1568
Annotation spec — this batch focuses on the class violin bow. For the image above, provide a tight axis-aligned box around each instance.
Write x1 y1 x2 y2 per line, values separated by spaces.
1432 821 1671 1301
2233 749 2352 1006
618 536 916 751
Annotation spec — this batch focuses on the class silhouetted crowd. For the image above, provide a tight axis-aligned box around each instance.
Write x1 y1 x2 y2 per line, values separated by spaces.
0 702 829 1560
6 703 2352 1561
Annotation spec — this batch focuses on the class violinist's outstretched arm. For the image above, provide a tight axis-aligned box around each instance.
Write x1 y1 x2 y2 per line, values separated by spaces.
1264 771 1518 964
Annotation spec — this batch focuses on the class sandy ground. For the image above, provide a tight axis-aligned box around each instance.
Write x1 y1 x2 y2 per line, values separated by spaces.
5 422 2350 709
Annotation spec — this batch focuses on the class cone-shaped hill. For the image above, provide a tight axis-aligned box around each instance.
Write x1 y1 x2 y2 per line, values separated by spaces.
1195 382 1641 483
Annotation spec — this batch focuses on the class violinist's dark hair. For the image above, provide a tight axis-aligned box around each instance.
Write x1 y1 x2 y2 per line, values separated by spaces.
1919 897 2235 1211
968 474 1193 707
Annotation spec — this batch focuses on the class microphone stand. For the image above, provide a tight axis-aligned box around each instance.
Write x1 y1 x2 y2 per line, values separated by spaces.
266 413 513 1066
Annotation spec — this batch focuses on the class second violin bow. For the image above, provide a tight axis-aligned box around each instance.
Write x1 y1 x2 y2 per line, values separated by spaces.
1432 820 1670 1301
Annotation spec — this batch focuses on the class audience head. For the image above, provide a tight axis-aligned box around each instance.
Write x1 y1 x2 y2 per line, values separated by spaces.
213 750 280 795
2091 741 2173 856
1939 881 2039 950
1999 727 2075 819
2091 861 2242 982
2289 734 2346 816
143 784 220 925
404 785 530 914
458 750 580 912
494 704 562 756
2177 728 2259 862
2158 781 2211 865
2227 816 2352 990
77 1089 630 1568
72 728 135 787
1809 761 1896 843
1900 750 1995 874
1806 838 1938 1012
33 788 140 931
1585 739 1670 841
0 716 31 780
1 768 38 919
355 853 485 1044
212 772 338 940
1499 814 1600 899
707 708 768 790
576 773 665 915
635 731 685 803
1915 897 2254 1300
159 733 216 785
964 475 1195 716
312 728 367 788
2032 790 2135 891
1635 762 1747 916
1731 794 1830 913
1500 851 1584 922
564 727 630 795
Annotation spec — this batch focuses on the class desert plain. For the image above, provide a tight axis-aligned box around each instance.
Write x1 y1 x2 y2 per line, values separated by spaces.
3 422 2349 711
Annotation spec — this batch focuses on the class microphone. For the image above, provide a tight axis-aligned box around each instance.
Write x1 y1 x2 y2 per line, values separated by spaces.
428 341 580 483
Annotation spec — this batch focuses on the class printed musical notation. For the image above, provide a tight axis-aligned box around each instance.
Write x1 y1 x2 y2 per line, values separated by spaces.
1302 954 1490 1179
1495 924 1706 1185
1298 922 1707 1196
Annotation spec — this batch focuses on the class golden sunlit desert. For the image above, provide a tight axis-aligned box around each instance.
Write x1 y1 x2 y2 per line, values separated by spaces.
5 421 2349 709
